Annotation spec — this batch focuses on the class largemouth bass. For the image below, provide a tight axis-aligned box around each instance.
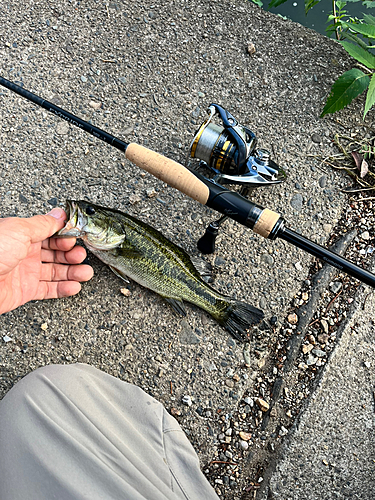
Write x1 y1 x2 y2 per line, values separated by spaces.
57 200 264 341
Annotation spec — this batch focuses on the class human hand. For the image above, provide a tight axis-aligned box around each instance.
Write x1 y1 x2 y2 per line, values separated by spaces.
0 207 94 315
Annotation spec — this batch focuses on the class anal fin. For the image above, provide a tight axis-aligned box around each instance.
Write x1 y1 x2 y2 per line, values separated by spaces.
164 298 187 316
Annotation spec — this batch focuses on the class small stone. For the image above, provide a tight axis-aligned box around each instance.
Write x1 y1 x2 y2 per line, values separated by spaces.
192 106 200 119
247 42 256 55
322 459 329 466
288 312 298 325
312 348 326 358
56 122 69 135
364 361 371 368
19 194 28 204
146 187 157 198
120 288 131 297
321 319 329 334
298 362 308 370
89 101 102 110
261 253 274 266
318 333 329 344
319 175 327 188
182 395 192 406
279 426 288 436
239 431 252 441
302 292 309 301
80 76 88 83
255 398 269 412
257 357 266 369
225 378 235 388
3 335 12 342
329 281 342 294
290 193 303 211
311 133 321 144
270 407 277 417
118 77 126 84
323 223 332 233
40 322 48 331
179 320 200 345
240 440 249 450
286 410 292 418
48 197 58 207
243 348 251 366
170 407 181 417
306 354 317 366
233 373 240 382
302 344 314 354
214 256 226 267
361 231 370 240
295 262 303 271
129 194 142 205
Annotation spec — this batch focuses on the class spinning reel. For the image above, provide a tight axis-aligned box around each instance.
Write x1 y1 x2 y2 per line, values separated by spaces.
188 104 286 254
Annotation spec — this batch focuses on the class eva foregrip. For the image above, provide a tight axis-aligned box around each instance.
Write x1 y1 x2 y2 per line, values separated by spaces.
125 143 210 204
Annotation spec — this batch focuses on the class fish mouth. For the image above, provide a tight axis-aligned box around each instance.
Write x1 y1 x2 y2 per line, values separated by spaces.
56 200 85 238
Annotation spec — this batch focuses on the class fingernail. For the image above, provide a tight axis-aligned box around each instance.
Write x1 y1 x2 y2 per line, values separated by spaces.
47 207 65 219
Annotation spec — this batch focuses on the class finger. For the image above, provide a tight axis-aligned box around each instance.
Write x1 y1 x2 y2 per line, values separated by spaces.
42 236 77 252
40 263 94 283
35 280 83 301
27 208 67 244
41 246 88 265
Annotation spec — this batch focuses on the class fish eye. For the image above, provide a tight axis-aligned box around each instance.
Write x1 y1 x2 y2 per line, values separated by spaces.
86 206 96 215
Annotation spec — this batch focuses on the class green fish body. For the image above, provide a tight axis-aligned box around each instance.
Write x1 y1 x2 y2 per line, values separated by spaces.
58 201 264 341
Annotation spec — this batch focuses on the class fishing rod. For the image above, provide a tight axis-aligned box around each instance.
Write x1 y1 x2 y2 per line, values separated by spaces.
1 75 375 288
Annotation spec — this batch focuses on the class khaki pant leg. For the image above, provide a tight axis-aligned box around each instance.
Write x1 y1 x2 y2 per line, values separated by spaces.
0 363 218 500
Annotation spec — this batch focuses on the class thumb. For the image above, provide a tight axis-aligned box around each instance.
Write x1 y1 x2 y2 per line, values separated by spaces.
27 208 67 244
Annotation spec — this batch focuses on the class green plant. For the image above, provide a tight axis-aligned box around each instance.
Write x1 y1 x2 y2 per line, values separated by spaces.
322 7 375 119
251 0 375 118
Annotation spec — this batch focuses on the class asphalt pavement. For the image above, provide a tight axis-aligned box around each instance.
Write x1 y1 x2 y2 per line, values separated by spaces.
0 1 374 498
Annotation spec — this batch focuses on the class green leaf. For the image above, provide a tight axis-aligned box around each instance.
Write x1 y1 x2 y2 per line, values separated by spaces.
364 73 375 117
336 0 347 9
363 1 375 7
362 13 375 26
345 22 375 38
340 40 375 67
305 0 320 14
342 30 373 50
321 68 370 116
268 0 287 7
251 0 264 6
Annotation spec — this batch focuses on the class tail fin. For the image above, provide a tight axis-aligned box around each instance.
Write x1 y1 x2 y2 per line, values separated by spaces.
221 301 264 342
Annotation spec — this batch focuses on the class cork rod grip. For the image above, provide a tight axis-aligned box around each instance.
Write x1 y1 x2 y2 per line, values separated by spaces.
125 143 210 205
253 208 281 238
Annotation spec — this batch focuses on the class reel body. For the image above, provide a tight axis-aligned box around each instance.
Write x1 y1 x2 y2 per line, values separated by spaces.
189 104 287 253
189 104 286 187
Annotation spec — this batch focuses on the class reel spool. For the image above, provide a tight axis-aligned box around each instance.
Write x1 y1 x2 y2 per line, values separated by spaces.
189 104 286 187
189 104 286 253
